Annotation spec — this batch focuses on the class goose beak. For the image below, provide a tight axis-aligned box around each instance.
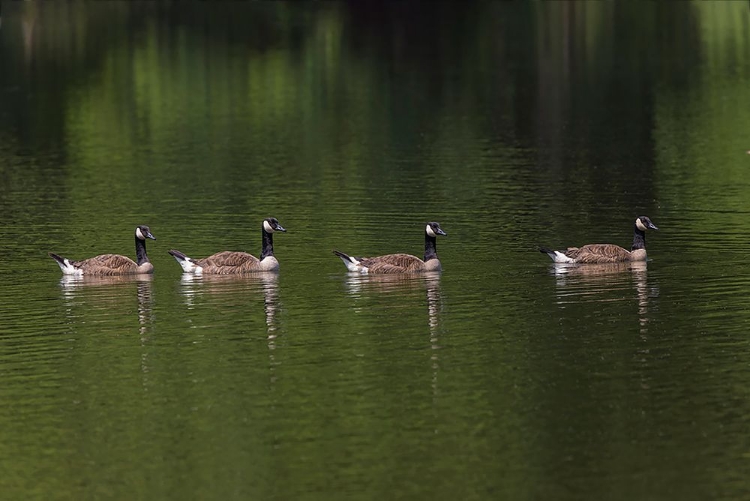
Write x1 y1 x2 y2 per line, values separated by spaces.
437 228 447 236
276 225 287 233
648 222 659 231
146 232 156 240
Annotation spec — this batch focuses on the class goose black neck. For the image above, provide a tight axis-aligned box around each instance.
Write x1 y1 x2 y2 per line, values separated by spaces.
631 224 646 251
424 231 438 262
135 236 150 265
261 229 274 259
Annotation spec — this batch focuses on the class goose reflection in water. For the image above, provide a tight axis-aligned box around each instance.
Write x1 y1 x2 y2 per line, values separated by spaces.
343 271 443 395
59 274 155 329
59 273 154 314
58 275 155 378
343 272 442 326
549 261 658 330
178 272 280 340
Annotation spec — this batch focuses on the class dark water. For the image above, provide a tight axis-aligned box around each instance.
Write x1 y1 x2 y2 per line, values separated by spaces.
2 2 750 499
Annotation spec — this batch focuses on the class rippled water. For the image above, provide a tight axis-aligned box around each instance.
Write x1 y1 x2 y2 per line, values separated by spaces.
2 2 750 500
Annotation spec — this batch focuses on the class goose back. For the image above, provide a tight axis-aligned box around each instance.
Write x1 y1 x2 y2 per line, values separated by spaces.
192 250 276 274
73 254 152 275
359 253 441 273
558 244 636 263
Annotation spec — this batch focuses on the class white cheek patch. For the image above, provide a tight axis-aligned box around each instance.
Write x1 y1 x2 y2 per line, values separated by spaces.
426 225 437 237
636 219 647 231
263 220 274 233
135 227 144 240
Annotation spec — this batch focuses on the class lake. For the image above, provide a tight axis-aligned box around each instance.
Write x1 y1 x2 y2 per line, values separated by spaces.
1 2 750 500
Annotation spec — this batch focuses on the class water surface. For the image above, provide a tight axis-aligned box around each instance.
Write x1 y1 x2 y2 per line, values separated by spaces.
2 2 750 500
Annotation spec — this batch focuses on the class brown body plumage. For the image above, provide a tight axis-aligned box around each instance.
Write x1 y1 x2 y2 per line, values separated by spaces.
173 250 274 274
49 225 156 276
168 217 286 274
550 244 646 264
57 253 154 275
333 222 447 274
540 216 658 264
354 253 442 274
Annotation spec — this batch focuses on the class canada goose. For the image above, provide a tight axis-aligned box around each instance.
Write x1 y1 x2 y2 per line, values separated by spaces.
333 222 447 274
49 225 156 276
168 217 286 274
539 216 658 264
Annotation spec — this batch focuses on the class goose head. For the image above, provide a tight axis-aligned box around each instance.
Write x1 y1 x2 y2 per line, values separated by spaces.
635 216 658 232
426 222 447 237
135 225 156 240
263 217 286 233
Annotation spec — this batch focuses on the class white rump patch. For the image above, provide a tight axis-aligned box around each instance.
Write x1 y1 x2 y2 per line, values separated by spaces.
170 252 202 273
135 227 145 240
57 258 83 276
336 253 365 272
179 260 202 274
426 225 437 238
551 251 576 263
344 259 363 273
636 218 647 232
263 220 274 233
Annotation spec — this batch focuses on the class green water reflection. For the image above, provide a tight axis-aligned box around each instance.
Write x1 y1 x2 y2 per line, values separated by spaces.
2 2 750 500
